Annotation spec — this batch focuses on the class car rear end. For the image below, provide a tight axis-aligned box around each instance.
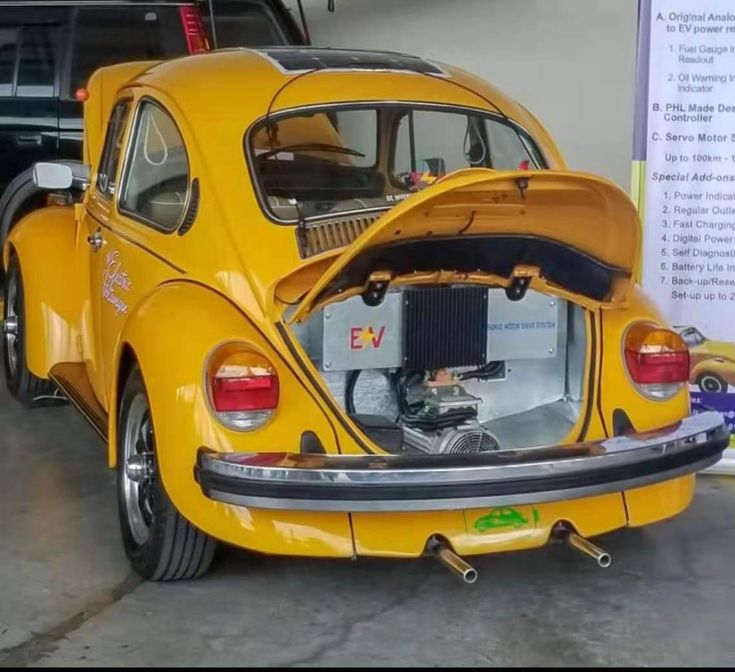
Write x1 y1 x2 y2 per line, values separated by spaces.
195 164 729 561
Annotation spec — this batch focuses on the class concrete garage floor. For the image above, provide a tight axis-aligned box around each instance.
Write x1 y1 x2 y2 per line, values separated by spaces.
2 379 735 667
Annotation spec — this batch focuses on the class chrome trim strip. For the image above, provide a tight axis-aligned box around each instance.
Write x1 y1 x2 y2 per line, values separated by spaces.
196 411 728 512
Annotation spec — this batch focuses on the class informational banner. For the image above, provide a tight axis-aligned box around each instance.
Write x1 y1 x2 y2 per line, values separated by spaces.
633 0 735 473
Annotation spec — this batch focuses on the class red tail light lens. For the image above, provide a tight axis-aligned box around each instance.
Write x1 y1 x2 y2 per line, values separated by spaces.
212 374 279 412
206 344 279 430
179 6 210 54
624 323 689 399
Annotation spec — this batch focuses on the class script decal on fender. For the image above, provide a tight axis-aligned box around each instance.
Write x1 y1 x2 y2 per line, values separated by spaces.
102 250 132 316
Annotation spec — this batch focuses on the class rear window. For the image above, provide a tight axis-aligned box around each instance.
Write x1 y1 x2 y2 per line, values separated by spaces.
69 6 189 95
248 104 546 223
199 0 289 47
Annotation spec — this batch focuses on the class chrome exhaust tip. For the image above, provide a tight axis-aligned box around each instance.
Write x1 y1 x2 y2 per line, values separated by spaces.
427 537 478 584
555 525 612 568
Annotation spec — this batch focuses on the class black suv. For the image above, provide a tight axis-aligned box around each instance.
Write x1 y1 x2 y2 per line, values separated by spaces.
0 0 304 244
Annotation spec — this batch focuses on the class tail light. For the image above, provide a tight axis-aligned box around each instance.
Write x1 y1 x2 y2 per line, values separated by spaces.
179 6 210 54
206 344 279 430
624 323 690 400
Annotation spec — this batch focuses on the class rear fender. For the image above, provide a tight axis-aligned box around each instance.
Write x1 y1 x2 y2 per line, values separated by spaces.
4 206 83 377
598 285 689 434
113 281 351 555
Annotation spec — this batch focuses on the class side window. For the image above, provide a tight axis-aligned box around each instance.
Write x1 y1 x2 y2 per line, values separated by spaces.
0 28 20 96
120 102 190 232
16 24 58 97
97 101 131 198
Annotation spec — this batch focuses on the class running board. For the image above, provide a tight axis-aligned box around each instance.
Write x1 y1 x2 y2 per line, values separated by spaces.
49 363 108 441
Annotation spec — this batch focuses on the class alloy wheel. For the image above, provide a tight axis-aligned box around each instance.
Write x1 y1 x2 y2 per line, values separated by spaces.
122 393 157 546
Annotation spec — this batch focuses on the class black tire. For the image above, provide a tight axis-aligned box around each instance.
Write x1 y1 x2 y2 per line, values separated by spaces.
117 364 216 581
2 254 58 406
697 372 728 394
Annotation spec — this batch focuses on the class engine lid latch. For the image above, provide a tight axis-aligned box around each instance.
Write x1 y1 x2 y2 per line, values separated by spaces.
362 272 392 307
506 265 540 301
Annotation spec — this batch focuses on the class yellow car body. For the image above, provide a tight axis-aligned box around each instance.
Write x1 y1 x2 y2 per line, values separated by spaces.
2 49 728 579
676 326 735 393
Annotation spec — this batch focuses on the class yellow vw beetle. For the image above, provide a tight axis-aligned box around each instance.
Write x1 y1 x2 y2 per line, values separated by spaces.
2 48 728 582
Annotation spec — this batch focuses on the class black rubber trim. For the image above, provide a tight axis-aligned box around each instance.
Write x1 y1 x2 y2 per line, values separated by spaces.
576 311 597 442
196 432 727 503
312 235 627 307
276 321 376 454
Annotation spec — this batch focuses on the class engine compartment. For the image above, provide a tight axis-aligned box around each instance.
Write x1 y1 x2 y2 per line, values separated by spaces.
291 285 588 455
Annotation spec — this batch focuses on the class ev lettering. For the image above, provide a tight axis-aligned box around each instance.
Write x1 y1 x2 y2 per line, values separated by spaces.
349 326 387 350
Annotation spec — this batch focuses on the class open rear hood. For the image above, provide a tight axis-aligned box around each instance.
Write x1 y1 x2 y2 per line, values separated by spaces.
281 169 640 323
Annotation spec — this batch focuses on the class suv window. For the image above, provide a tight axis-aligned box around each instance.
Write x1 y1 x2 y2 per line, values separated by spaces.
70 7 188 95
0 28 19 96
97 101 131 198
120 101 189 232
17 24 58 97
200 0 288 47
0 23 59 97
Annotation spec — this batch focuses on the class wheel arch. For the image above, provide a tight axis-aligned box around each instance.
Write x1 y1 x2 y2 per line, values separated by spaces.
108 341 138 468
109 279 342 543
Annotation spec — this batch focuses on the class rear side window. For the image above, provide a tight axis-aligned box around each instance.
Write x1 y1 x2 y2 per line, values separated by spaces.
120 102 190 232
200 0 288 47
97 101 131 198
0 28 19 96
0 18 60 98
17 24 58 97
70 7 188 94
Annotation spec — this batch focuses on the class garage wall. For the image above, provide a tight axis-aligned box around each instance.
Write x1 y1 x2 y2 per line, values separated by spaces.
285 0 638 191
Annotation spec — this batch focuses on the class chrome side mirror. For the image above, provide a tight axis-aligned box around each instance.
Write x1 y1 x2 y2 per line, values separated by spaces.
32 162 91 191
33 163 74 190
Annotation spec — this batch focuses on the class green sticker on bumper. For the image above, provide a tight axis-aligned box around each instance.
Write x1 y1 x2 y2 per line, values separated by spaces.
473 506 540 532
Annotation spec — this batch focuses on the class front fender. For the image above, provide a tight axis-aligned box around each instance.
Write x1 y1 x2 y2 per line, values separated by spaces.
114 281 352 556
4 205 82 377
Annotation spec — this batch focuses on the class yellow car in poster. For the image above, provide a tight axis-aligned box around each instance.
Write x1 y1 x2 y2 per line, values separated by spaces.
1 48 728 582
676 325 735 394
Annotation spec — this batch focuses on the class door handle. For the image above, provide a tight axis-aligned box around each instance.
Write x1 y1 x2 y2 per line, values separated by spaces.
87 229 104 251
15 133 42 146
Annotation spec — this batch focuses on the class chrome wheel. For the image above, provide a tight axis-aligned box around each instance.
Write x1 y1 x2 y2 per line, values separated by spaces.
3 270 19 379
122 393 156 546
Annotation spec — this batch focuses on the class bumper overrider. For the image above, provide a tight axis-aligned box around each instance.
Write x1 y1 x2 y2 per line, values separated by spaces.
195 411 729 512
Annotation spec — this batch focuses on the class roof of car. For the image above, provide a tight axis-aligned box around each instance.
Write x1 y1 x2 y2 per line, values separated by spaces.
130 47 530 123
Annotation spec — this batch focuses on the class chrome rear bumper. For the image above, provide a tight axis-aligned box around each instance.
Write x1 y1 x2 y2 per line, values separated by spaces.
195 411 729 512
